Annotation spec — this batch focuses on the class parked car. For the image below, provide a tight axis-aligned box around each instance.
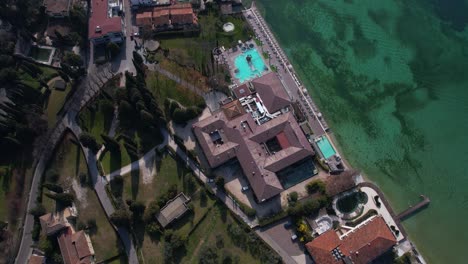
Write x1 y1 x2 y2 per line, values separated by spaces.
284 221 292 229
207 178 214 183
242 186 249 192
291 234 298 241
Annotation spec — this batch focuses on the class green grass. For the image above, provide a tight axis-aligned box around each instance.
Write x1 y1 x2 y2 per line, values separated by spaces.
78 98 114 144
180 204 260 264
76 187 121 262
100 141 132 176
18 65 59 90
159 8 253 72
146 71 205 110
41 132 121 261
44 82 71 127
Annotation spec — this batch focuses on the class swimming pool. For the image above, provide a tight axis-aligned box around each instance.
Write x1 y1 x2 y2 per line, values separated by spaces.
316 136 336 159
234 48 267 83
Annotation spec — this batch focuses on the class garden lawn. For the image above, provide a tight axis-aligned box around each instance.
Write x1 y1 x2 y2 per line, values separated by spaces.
18 65 59 90
44 82 71 127
99 141 132 176
122 153 197 202
179 204 260 264
76 188 121 262
77 97 114 144
146 71 205 110
159 8 252 71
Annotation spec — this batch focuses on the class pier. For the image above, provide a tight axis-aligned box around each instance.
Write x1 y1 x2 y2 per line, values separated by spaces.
397 195 431 221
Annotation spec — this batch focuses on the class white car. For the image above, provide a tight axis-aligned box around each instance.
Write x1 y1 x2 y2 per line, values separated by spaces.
242 186 249 192
291 234 298 241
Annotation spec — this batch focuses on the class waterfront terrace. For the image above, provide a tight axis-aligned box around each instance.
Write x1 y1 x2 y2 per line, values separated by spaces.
193 74 314 202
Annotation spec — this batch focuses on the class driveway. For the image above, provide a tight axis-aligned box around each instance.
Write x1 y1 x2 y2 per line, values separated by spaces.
256 217 313 264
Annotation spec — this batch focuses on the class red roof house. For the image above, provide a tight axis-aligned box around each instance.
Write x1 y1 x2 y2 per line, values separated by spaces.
305 216 397 264
88 0 123 44
57 227 95 264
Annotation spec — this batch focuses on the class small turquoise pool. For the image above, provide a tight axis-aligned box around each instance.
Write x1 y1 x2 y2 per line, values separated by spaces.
316 136 336 159
234 49 267 83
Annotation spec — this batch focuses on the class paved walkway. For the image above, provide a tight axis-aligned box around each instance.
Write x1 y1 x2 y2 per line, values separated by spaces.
104 129 168 182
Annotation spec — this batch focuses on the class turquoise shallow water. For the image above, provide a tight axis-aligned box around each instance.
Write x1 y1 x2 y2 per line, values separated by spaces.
256 0 468 263
234 48 267 83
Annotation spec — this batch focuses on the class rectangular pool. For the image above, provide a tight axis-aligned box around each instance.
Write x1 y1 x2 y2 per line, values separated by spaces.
316 135 336 159
234 48 267 83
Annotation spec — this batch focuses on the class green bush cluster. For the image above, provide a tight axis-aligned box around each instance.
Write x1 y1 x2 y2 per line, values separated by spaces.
306 180 326 195
44 192 74 207
165 98 203 124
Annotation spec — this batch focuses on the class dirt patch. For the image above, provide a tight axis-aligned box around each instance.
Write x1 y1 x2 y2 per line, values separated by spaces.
71 179 88 208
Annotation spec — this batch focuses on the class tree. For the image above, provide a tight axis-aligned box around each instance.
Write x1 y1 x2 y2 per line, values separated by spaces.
129 200 146 217
100 99 114 118
63 52 83 67
79 133 101 153
45 193 74 207
107 42 121 58
29 204 46 217
144 201 160 223
110 209 131 227
306 180 326 195
199 247 218 264
289 192 298 202
146 222 161 237
45 169 60 183
101 134 120 153
215 176 225 189
42 182 64 193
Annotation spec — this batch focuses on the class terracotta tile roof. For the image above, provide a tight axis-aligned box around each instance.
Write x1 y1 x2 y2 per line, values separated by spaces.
222 100 245 120
232 84 252 99
305 216 396 264
325 170 358 197
193 98 314 201
251 72 291 113
139 3 196 27
58 227 95 264
136 12 153 26
43 0 71 16
39 213 67 236
88 0 122 39
28 255 45 264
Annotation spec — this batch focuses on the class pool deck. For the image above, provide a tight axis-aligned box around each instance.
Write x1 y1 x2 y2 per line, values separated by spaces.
216 39 271 85
243 5 329 138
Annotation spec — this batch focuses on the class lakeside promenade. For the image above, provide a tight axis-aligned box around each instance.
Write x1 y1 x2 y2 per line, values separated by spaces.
243 4 329 138
243 4 428 264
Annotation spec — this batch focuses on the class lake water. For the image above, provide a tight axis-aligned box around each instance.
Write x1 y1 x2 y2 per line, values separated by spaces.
256 0 468 263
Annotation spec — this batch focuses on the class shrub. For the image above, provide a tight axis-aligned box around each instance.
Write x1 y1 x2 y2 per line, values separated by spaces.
289 191 298 202
29 204 46 217
45 192 74 207
101 134 120 153
110 209 131 227
79 133 101 153
45 169 60 183
129 201 146 217
146 222 161 237
306 180 326 195
42 182 63 193
216 234 224 249
345 209 378 227
143 201 160 223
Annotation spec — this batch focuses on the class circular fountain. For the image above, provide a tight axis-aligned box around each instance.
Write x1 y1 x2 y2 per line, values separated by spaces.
222 22 235 33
